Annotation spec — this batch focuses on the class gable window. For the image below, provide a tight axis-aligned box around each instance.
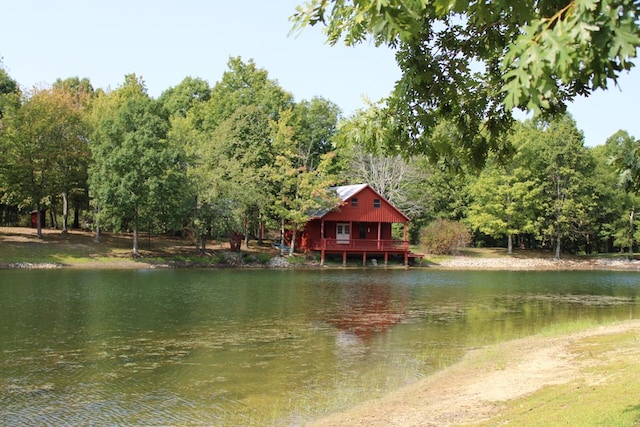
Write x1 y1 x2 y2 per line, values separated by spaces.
351 198 358 207
373 198 381 208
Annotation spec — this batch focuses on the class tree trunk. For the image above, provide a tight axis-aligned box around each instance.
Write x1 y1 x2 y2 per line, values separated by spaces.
555 234 561 259
280 218 286 256
36 203 43 239
244 212 250 249
49 209 58 230
133 211 140 257
94 207 101 243
289 223 297 256
507 234 513 255
73 205 80 229
61 191 69 234
629 207 635 257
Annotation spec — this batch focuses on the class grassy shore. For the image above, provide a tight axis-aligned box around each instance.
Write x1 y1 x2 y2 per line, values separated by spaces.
309 318 640 426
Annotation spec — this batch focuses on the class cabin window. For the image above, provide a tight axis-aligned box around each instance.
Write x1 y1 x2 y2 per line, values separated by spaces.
373 198 381 208
351 198 358 207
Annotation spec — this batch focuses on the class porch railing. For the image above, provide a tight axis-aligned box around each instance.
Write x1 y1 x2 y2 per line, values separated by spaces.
309 238 409 251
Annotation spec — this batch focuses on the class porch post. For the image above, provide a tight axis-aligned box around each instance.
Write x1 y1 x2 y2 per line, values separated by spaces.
320 220 326 266
377 222 382 249
404 223 409 267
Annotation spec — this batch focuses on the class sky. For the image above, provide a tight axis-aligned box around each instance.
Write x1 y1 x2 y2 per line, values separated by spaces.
1 0 638 147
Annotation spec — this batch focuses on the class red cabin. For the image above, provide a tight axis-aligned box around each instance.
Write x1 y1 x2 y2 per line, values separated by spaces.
300 184 420 266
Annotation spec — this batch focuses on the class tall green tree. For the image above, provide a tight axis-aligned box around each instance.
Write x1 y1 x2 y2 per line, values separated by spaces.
200 105 275 249
522 114 596 258
291 97 341 171
0 86 88 237
191 58 296 249
158 76 211 118
0 63 19 120
270 109 339 255
466 152 541 254
292 0 640 165
201 57 294 132
52 77 95 231
608 130 640 254
89 75 188 256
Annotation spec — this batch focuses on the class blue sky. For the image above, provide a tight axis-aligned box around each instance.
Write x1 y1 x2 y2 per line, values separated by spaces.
1 0 638 147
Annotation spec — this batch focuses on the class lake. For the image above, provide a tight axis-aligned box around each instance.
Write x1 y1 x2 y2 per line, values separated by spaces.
1 268 638 425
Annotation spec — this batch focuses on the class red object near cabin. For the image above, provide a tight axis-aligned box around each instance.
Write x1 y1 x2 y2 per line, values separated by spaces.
299 184 422 266
30 210 46 228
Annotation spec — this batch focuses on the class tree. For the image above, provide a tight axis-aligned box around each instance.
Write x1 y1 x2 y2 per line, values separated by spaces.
52 77 95 232
292 97 341 171
158 76 211 118
89 75 188 256
0 63 19 119
291 0 640 165
200 105 275 250
608 130 640 254
269 109 339 255
466 155 541 254
201 57 294 132
521 114 596 258
0 86 88 238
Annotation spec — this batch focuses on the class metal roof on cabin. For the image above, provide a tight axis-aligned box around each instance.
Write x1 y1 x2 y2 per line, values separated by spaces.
332 184 368 202
308 184 368 218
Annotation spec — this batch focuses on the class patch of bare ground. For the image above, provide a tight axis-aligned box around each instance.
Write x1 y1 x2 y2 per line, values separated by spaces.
307 320 640 427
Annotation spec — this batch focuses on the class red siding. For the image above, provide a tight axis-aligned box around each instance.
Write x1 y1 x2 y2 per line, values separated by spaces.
321 187 407 223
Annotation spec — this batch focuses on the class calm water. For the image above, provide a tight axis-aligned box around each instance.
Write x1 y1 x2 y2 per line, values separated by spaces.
1 269 638 425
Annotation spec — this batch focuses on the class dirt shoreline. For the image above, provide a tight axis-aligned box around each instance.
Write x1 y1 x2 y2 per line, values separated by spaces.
9 256 640 271
307 319 640 426
435 256 640 271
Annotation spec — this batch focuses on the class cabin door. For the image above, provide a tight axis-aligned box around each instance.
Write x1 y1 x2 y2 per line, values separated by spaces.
336 223 350 244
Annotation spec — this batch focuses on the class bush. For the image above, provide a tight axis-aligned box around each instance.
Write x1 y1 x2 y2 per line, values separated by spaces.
420 219 471 255
256 252 272 264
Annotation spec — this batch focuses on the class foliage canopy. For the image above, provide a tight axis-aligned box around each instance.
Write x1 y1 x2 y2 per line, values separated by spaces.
291 0 640 166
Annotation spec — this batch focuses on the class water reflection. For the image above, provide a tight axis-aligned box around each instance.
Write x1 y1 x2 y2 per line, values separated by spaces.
327 283 407 341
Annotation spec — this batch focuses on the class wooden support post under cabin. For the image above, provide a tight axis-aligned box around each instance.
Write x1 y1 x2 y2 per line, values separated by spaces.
404 252 409 267
384 252 389 266
362 251 367 267
342 251 347 267
321 250 325 266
